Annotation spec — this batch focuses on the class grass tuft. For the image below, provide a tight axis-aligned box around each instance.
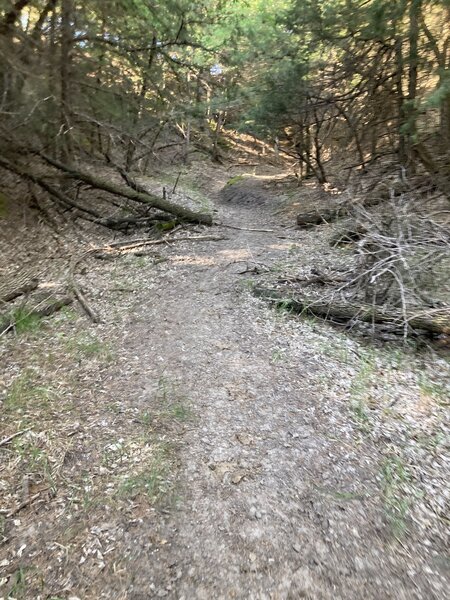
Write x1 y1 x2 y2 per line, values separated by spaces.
226 175 245 186
119 444 173 503
9 307 43 335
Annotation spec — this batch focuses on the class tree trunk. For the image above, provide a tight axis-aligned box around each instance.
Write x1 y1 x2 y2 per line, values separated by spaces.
60 0 74 162
37 153 213 224
254 287 450 335
394 36 407 168
405 0 421 171
125 35 158 170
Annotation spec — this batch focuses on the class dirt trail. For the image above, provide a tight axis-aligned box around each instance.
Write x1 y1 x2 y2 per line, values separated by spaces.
1 173 448 599
101 178 446 599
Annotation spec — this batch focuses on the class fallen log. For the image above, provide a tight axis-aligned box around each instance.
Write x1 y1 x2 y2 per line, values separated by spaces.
297 206 348 227
0 157 174 232
296 181 406 228
0 270 39 303
253 286 450 335
39 153 212 225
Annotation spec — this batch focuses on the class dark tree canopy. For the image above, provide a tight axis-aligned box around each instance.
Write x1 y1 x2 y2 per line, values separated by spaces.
0 0 448 187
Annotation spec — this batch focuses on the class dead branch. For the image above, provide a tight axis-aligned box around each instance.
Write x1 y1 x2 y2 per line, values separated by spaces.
296 180 406 228
0 428 31 448
216 223 275 233
106 234 226 251
7 492 45 518
71 285 100 323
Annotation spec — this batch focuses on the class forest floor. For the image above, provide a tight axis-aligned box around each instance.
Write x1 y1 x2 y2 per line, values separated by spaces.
0 160 449 599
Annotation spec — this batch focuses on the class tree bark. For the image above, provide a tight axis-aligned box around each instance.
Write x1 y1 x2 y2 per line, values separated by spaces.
297 206 348 228
60 0 74 162
38 153 213 224
125 35 158 170
253 287 450 335
405 0 421 171
394 36 407 167
0 272 39 302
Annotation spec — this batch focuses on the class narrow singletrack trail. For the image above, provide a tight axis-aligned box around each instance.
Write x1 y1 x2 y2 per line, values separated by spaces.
103 177 445 599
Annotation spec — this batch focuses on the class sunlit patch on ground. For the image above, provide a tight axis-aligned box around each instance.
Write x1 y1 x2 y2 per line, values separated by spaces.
169 254 217 267
217 248 253 261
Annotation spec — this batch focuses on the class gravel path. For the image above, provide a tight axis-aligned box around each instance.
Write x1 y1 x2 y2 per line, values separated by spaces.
107 178 448 599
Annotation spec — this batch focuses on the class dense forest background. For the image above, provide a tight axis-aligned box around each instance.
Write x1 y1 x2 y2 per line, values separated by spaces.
0 0 449 185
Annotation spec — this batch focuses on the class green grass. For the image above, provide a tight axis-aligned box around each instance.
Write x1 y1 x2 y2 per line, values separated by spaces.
274 298 295 314
6 567 28 599
9 307 43 335
418 375 449 404
316 486 364 502
318 339 353 364
4 371 56 413
13 440 57 492
155 219 178 232
155 376 192 423
119 444 173 502
239 278 257 291
287 243 301 255
166 401 192 422
226 175 245 186
66 333 113 361
271 348 286 363
133 256 147 268
349 355 377 429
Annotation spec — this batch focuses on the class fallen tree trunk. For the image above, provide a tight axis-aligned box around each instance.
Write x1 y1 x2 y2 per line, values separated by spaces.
0 271 39 303
297 206 348 227
297 181 406 228
0 156 175 232
0 156 106 222
39 153 212 225
253 287 450 335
